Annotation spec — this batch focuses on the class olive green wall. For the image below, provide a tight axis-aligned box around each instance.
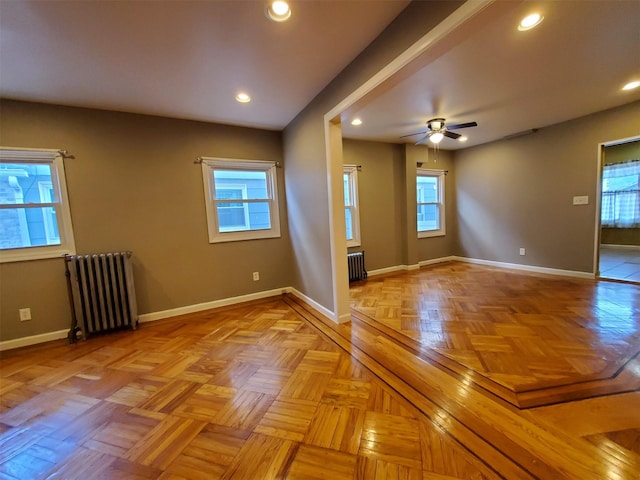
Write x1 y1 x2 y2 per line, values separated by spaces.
601 139 640 246
0 99 292 342
454 101 640 273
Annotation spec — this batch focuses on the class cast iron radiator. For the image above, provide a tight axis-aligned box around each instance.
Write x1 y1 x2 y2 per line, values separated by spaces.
65 251 138 342
347 251 368 282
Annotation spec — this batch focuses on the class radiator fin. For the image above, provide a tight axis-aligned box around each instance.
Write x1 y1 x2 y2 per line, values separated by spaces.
347 251 367 282
67 252 138 340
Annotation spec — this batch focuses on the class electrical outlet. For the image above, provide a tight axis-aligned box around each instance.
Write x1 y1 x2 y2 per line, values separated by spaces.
519 248 526 256
19 308 31 321
252 271 260 281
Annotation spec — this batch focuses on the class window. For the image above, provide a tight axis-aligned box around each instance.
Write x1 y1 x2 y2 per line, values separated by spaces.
343 165 361 247
201 157 280 243
601 160 640 228
0 147 76 263
417 168 446 237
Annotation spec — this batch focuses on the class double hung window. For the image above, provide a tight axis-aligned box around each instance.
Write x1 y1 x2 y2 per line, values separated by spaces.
417 168 446 237
0 148 76 263
602 160 640 228
201 158 280 243
343 165 361 247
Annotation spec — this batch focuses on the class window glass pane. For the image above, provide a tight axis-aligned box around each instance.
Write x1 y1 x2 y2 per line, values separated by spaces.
213 170 268 200
343 173 351 206
0 207 61 249
417 176 438 203
602 162 640 227
217 201 271 232
417 204 439 232
345 208 353 240
0 163 54 205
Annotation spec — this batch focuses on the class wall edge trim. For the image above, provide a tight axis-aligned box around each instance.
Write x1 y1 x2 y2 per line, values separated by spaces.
138 287 290 323
454 256 595 279
0 329 68 352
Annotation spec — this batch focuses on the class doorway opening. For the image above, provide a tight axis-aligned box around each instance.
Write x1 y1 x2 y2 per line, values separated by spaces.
597 137 640 282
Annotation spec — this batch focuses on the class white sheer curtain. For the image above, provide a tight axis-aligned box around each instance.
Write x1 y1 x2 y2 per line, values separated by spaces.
601 160 640 228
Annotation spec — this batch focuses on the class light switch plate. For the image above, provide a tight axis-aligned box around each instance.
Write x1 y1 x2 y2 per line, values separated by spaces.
573 195 589 205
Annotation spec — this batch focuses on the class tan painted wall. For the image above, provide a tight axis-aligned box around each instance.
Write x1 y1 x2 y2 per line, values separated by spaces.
283 1 463 311
342 139 404 270
454 101 640 273
0 100 292 341
409 146 458 263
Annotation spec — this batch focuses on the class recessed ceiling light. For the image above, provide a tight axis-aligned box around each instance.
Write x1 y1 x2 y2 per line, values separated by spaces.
622 80 640 91
351 118 363 126
518 13 544 31
235 92 251 103
267 1 291 22
458 136 468 142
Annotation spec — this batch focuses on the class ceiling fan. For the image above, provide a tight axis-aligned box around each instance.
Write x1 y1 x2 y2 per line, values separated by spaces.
402 118 478 145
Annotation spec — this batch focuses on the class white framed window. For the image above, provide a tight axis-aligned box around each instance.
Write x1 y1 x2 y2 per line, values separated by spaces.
0 147 76 263
343 165 361 247
417 168 446 238
601 160 640 228
201 157 280 243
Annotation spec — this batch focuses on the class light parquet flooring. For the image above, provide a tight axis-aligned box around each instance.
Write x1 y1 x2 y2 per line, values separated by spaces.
0 262 638 479
349 261 640 407
1 299 497 479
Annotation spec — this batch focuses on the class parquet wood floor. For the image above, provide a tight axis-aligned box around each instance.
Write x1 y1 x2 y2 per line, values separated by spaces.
0 261 638 478
349 262 640 407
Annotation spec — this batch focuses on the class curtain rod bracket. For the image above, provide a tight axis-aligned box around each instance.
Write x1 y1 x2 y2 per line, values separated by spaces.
59 150 75 159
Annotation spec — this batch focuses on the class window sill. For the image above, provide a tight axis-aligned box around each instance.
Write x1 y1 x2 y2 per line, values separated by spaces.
418 230 446 239
0 245 75 263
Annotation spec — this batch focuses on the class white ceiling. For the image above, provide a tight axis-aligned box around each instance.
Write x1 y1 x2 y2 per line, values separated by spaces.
341 0 640 149
1 0 639 147
0 0 409 130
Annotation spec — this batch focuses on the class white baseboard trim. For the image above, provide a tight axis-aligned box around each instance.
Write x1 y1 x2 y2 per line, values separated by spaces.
601 244 640 251
419 256 457 267
453 256 595 279
367 263 420 277
138 287 289 323
0 329 68 352
287 287 338 322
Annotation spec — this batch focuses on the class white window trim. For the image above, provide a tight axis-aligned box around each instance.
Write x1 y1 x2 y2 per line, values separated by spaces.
38 181 60 245
0 147 76 263
417 168 446 238
201 157 281 243
344 165 361 247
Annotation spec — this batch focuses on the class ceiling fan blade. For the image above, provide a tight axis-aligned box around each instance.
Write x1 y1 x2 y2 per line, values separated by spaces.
446 121 478 130
444 130 461 139
400 131 427 138
415 135 430 145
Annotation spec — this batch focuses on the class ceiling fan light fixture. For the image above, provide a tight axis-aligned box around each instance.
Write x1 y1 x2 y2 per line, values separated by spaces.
518 13 543 31
267 1 291 22
430 132 444 144
622 80 640 91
